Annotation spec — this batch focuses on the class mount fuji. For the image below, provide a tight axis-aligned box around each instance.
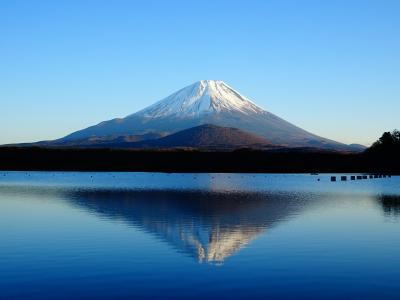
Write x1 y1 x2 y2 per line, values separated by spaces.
48 80 358 150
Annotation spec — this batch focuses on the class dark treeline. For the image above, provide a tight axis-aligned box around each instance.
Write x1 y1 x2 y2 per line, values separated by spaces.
366 130 400 155
0 146 398 173
1 130 399 173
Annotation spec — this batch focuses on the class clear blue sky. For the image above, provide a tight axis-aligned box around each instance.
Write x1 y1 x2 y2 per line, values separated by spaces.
1 0 399 145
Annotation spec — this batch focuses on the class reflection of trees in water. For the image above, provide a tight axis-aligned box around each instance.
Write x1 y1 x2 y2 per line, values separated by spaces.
65 189 316 264
378 195 400 218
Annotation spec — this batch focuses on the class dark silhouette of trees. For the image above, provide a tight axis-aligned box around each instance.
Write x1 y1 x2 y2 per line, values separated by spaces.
1 130 400 173
367 129 400 155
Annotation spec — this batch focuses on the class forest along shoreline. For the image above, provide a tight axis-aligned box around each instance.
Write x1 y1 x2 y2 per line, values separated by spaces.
1 131 398 174
0 147 397 174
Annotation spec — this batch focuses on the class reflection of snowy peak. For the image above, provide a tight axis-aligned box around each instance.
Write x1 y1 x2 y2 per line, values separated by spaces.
201 228 264 263
149 219 264 264
62 189 318 264
61 80 355 150
136 80 264 118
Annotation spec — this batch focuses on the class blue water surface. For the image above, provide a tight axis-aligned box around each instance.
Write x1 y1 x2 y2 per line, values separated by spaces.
0 172 399 299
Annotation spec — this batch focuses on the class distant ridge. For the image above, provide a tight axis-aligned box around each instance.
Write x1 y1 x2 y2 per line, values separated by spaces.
91 124 275 150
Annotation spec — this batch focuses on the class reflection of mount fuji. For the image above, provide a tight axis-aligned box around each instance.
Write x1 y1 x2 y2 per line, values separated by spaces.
66 189 315 264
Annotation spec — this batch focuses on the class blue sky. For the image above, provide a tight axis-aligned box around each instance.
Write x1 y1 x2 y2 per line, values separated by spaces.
1 0 399 145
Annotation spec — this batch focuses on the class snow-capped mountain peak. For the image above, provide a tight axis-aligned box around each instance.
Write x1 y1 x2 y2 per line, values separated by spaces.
60 79 353 151
136 80 265 119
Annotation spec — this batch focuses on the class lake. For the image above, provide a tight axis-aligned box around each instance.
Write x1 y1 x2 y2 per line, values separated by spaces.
0 172 399 299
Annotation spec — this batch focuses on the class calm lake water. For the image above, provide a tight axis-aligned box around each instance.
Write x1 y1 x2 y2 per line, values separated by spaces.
0 172 399 299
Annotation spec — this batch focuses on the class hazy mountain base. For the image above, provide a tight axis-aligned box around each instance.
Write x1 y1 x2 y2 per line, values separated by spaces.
78 125 276 150
12 124 365 152
62 110 350 150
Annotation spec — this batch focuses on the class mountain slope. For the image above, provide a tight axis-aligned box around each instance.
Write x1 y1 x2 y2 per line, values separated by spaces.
58 80 353 150
97 124 275 149
10 132 166 148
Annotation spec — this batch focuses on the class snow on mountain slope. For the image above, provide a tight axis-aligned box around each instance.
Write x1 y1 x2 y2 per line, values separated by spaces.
135 80 263 118
61 80 351 150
